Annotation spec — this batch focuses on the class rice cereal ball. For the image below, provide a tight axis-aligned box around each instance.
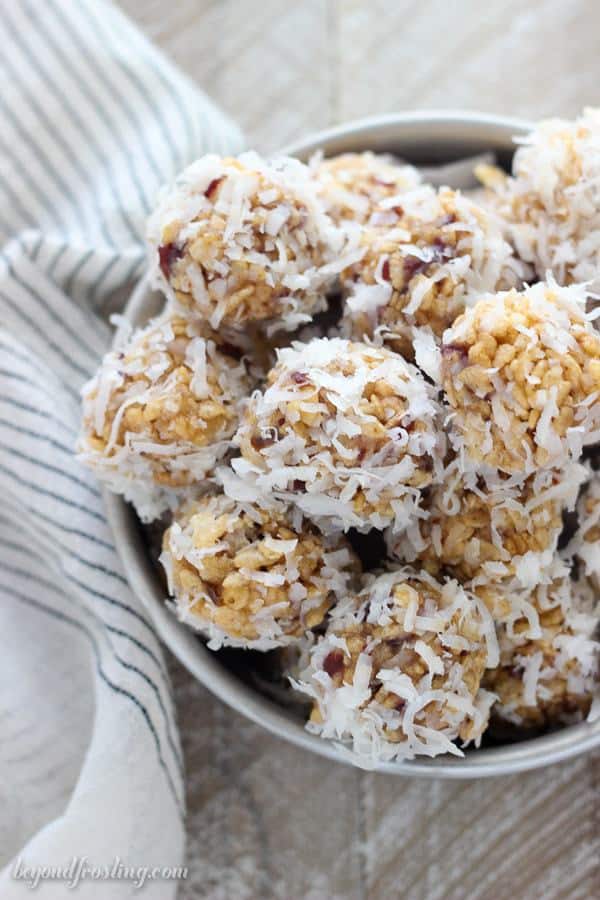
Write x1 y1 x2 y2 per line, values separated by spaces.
292 568 499 765
389 461 588 587
311 151 421 225
160 493 359 650
339 185 521 356
77 312 251 521
483 573 599 729
477 108 600 287
442 281 600 475
232 337 445 533
147 151 344 331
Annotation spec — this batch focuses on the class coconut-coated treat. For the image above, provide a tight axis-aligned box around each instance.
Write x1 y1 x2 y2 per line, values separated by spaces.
312 151 421 225
477 108 600 287
77 312 251 521
147 152 346 332
232 337 444 533
389 461 588 587
292 568 498 765
160 493 359 650
442 281 600 475
483 571 599 729
339 185 520 356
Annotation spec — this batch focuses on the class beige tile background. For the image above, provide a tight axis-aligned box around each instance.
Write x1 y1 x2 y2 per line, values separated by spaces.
119 2 600 897
122 0 599 151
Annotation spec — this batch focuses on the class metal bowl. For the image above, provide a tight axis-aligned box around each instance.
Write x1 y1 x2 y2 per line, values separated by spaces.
104 111 600 777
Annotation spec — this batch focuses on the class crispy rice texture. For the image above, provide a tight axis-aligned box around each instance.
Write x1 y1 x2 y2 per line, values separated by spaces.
478 108 600 287
442 281 600 474
160 493 358 649
311 151 422 225
147 152 350 331
78 139 600 761
292 568 498 764
389 463 586 587
339 185 521 357
77 311 251 520
232 337 443 532
482 572 598 729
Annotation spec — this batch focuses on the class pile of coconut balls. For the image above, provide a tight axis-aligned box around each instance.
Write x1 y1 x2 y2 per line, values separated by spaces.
78 109 600 766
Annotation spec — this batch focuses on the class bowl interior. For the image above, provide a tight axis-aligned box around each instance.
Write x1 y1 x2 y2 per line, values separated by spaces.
104 112 600 777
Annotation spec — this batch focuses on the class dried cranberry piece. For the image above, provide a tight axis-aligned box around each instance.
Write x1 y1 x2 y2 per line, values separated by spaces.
323 650 345 678
403 254 428 283
291 371 309 385
205 584 219 604
292 479 306 492
381 259 391 282
420 455 434 473
387 636 409 650
205 176 224 199
441 342 468 360
251 433 275 450
403 238 454 286
158 243 183 279
437 213 457 228
431 236 454 262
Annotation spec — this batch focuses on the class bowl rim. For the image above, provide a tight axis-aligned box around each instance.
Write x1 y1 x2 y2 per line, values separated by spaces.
279 109 535 158
104 110 600 777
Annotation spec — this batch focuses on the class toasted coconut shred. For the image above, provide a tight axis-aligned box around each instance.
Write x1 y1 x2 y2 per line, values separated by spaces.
232 337 444 533
78 129 600 764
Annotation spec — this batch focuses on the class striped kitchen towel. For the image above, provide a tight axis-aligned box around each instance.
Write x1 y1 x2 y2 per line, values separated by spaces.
0 2 243 897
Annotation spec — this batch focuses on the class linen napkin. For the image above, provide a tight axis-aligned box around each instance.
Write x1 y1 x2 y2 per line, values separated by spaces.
0 1 243 896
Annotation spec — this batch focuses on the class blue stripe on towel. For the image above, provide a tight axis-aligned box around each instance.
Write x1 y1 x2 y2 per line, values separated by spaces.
0 0 243 852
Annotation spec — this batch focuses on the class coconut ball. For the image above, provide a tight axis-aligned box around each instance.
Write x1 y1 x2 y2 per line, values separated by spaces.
232 337 444 533
77 312 251 521
483 573 599 729
389 461 587 587
147 151 343 331
292 568 498 764
339 185 520 358
478 108 600 287
442 281 600 475
160 492 359 650
312 151 421 225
